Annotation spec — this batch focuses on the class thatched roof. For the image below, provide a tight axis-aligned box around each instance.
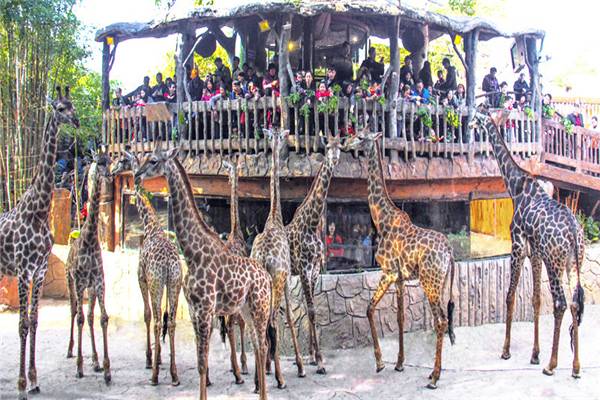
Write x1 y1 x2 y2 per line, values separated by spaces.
95 0 544 44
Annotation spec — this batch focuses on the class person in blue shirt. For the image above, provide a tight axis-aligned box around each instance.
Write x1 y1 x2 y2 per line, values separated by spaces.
411 79 430 105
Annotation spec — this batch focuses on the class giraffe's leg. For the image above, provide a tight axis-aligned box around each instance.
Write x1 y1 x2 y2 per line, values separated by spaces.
502 236 526 360
395 278 405 372
192 313 211 400
27 270 45 394
86 289 101 372
138 268 152 369
96 283 112 384
542 268 567 376
150 283 163 386
569 251 584 379
227 315 244 384
238 315 249 375
271 272 286 389
530 255 543 365
309 266 326 374
75 287 85 379
167 277 181 386
17 273 30 400
367 270 398 372
66 272 77 359
426 301 448 389
284 281 306 377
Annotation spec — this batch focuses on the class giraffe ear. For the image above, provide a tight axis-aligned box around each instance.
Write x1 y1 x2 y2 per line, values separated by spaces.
164 147 179 160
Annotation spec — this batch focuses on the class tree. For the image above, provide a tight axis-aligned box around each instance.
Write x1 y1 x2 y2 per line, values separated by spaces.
448 0 477 15
151 45 230 86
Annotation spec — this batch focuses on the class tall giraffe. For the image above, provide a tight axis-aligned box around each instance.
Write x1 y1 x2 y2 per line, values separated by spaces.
470 109 585 378
0 86 79 400
343 129 456 389
251 128 305 386
65 150 113 384
220 155 250 384
111 152 182 386
134 143 275 400
285 137 342 375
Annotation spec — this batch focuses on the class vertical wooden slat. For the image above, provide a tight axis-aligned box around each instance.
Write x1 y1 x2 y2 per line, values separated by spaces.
401 101 407 162
253 99 259 154
304 109 310 155
227 99 232 154
313 101 320 152
409 102 416 159
219 100 224 155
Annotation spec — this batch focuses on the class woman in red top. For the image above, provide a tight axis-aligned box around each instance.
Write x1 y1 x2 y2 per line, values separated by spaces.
315 81 331 101
325 222 344 258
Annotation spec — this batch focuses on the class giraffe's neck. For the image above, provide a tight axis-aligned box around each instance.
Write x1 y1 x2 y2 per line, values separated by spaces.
291 160 335 232
24 114 59 216
135 191 162 238
229 168 244 242
81 163 102 242
164 158 222 261
267 135 283 225
485 120 541 199
367 141 406 230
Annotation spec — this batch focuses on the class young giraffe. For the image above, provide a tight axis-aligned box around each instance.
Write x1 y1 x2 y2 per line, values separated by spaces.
251 128 305 386
285 136 343 375
111 151 182 386
220 155 250 384
470 109 585 378
134 143 275 400
0 86 78 400
65 150 113 384
344 130 456 389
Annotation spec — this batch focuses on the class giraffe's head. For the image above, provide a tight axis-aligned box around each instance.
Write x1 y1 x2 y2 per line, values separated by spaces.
88 147 113 192
468 105 510 131
222 154 239 186
134 141 179 185
111 147 139 176
320 134 343 167
264 128 289 155
342 127 382 152
50 86 80 128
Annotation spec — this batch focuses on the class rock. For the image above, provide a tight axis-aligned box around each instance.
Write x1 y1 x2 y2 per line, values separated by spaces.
335 274 363 298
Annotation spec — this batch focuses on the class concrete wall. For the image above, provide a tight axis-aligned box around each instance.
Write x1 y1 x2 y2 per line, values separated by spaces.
40 244 600 351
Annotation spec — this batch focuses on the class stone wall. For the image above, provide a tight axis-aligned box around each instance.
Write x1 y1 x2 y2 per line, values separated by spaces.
39 244 600 351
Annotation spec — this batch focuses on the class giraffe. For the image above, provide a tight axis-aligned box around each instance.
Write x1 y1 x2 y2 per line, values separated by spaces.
343 129 456 389
285 136 343 375
64 150 113 384
110 151 182 386
134 142 275 400
251 128 305 386
0 86 79 400
219 154 250 384
469 109 585 378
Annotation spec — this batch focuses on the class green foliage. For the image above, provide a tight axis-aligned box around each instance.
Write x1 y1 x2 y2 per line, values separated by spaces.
542 104 555 119
299 102 311 118
286 91 301 106
524 106 534 120
445 107 459 128
561 117 574 135
61 72 104 143
417 107 433 129
448 0 477 15
331 84 342 96
377 96 386 107
152 45 230 85
317 95 339 115
577 212 600 243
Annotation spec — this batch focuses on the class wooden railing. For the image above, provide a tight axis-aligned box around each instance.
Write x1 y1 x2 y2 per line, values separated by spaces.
103 98 542 161
553 96 600 124
542 120 600 177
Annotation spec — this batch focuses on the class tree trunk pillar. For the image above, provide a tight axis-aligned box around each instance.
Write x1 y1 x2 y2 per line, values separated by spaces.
278 21 292 132
526 37 542 155
302 17 313 72
101 41 111 111
465 29 479 159
388 16 401 164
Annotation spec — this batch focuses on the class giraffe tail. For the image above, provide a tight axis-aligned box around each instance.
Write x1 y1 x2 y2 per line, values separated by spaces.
219 316 228 344
447 256 456 346
569 217 585 351
161 311 168 343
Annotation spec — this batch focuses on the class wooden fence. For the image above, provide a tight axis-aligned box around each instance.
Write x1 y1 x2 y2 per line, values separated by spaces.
542 120 600 177
553 96 600 124
102 98 541 161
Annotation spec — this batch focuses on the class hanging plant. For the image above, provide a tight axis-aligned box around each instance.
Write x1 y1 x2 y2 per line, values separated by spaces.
523 106 534 120
299 103 311 118
542 104 555 119
561 117 574 135
254 128 261 140
417 106 433 129
286 92 301 106
331 84 342 95
305 89 315 99
360 79 370 92
445 107 459 128
349 113 357 125
377 96 386 107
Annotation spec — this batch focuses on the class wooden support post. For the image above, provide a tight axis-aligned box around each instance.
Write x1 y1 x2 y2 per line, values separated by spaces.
388 16 401 164
410 24 429 73
302 17 313 71
279 21 292 131
101 41 111 111
465 29 479 159
525 36 543 155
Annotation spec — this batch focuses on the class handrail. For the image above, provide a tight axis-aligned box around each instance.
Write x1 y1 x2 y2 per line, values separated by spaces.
542 119 600 176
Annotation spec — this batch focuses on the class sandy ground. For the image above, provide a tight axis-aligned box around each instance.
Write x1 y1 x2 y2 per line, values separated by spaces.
1 300 599 400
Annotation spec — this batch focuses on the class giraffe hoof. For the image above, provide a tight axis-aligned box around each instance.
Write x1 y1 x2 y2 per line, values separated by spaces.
207 380 212 387
254 386 260 394
316 367 326 375
426 382 438 390
145 364 152 370
394 365 404 372
76 372 84 379
572 370 581 379
18 391 27 400
241 367 249 375
104 373 112 385
171 379 181 387
277 382 287 389
297 370 306 378
235 377 245 385
542 367 555 376
28 386 40 395
530 356 540 365
150 379 158 386
66 352 73 359
501 352 511 360
309 361 318 366
93 365 103 373
376 364 385 373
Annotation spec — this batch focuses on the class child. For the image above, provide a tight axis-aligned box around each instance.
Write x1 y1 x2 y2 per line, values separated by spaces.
315 81 331 101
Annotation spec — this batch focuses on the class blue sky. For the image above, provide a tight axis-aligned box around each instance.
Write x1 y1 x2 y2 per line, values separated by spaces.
74 0 600 96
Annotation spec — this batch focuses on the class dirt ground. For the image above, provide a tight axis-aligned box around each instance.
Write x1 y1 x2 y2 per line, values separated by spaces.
1 300 599 400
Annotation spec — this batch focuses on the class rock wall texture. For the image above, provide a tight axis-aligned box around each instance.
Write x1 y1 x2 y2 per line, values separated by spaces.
35 244 600 352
